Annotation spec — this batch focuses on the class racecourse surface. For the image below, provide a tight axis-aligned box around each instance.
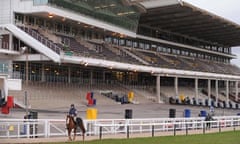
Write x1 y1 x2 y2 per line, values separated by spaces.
1 103 240 143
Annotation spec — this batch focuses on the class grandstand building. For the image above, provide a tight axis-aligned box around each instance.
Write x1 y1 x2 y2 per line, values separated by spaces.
0 0 240 109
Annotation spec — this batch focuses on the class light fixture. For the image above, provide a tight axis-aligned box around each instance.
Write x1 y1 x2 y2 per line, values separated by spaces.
48 13 53 18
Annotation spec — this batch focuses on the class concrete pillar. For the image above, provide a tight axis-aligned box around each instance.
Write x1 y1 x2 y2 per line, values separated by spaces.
9 33 12 50
195 78 198 103
41 64 45 82
208 79 211 99
235 81 238 102
103 71 105 82
68 66 71 83
174 77 178 98
215 80 219 104
0 35 2 49
156 75 161 103
226 80 229 107
90 70 93 85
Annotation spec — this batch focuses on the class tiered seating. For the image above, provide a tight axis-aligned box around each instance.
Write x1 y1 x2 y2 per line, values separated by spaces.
100 91 129 104
104 45 143 65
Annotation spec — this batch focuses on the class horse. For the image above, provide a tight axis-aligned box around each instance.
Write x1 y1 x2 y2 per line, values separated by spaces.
205 114 214 130
66 115 86 141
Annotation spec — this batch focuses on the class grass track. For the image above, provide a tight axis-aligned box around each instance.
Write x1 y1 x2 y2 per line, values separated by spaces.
49 131 240 144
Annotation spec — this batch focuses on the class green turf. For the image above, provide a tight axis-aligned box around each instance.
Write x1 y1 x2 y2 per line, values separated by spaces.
50 131 240 144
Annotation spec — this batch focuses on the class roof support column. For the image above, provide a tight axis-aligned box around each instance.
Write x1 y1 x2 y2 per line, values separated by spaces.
215 80 219 105
175 77 178 98
195 78 198 104
9 33 13 50
68 66 71 84
208 79 211 96
41 64 45 82
235 81 238 102
226 80 229 108
90 70 93 86
156 75 161 103
103 71 106 82
0 36 2 49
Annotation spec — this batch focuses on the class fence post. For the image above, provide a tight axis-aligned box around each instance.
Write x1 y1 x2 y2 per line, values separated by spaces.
203 122 205 134
185 122 188 135
219 121 221 133
99 126 102 140
174 124 176 136
152 125 154 137
127 125 129 139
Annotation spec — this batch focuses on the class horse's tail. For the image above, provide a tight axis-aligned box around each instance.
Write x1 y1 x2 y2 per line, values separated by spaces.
77 117 86 134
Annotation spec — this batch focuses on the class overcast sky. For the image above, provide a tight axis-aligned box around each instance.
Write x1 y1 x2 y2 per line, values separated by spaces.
183 0 240 66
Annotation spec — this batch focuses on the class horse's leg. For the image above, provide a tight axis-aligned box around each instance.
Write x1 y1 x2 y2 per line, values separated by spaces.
73 128 76 141
78 118 86 142
68 128 72 141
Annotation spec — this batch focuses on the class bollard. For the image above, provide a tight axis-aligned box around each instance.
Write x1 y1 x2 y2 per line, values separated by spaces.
127 125 130 139
203 123 205 134
174 124 176 136
99 126 102 140
185 123 188 135
152 125 154 137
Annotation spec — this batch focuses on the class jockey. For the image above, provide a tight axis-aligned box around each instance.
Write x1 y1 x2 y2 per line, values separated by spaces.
69 104 77 123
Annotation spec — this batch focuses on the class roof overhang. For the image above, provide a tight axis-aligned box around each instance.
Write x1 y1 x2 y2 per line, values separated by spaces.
62 55 240 81
138 0 240 47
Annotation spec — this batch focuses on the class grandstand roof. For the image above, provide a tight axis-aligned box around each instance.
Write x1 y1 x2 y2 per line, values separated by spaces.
138 0 240 47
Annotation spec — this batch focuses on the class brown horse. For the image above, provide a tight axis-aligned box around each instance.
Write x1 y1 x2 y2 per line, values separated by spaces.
66 115 86 141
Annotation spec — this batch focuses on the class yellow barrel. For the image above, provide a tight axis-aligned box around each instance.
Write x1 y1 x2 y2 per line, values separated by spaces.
128 91 134 102
86 108 98 119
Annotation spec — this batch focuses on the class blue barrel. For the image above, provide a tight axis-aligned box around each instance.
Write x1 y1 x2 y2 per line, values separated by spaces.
200 110 207 117
93 99 96 105
184 109 191 118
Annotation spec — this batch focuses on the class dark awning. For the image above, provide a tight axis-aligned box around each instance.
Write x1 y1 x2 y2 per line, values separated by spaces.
138 0 240 47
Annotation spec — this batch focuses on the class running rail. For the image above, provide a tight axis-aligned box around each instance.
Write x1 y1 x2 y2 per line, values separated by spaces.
0 116 239 139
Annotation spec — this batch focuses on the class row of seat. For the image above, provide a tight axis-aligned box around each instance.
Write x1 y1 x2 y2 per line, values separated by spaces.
169 97 240 109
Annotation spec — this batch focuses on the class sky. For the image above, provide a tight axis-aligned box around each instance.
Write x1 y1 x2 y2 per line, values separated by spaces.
183 0 240 66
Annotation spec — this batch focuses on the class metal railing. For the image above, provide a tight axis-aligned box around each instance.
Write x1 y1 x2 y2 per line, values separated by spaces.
0 116 240 139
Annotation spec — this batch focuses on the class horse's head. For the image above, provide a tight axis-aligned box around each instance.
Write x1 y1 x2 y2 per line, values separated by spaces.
66 115 74 126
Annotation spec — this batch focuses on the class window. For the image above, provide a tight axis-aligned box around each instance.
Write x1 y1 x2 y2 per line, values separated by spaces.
126 40 132 47
144 44 150 50
157 46 163 52
33 0 48 5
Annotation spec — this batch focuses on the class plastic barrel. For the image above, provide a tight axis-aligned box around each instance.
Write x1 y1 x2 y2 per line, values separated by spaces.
169 109 176 118
86 108 97 119
200 110 207 117
93 99 96 105
7 96 14 108
184 109 191 118
125 109 132 119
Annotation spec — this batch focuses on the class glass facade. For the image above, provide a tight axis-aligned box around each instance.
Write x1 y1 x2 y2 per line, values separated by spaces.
48 0 140 32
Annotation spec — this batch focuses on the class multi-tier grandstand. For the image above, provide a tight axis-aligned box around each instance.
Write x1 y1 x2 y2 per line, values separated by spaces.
0 0 240 112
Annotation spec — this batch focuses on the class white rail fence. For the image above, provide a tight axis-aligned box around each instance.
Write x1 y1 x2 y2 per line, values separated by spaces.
0 116 240 139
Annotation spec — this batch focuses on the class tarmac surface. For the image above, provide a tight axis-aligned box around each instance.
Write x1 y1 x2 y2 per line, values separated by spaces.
1 103 240 143
2 103 239 119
